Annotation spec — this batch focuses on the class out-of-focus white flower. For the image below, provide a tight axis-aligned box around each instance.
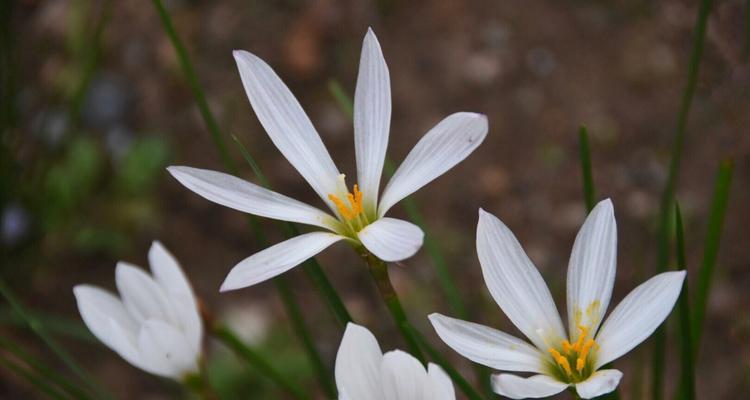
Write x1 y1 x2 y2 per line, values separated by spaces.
73 241 203 380
167 28 487 292
335 323 455 400
429 199 686 399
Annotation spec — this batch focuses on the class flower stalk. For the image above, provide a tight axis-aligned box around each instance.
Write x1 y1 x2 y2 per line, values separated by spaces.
360 248 425 363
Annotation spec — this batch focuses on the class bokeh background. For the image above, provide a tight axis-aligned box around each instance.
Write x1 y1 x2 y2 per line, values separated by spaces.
1 0 748 398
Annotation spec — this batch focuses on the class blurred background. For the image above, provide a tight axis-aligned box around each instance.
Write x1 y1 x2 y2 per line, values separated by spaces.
1 0 748 398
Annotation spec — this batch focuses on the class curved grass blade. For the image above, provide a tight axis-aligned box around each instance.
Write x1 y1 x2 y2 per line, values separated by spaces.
674 203 695 400
0 336 91 399
652 1 713 398
0 279 111 399
212 324 310 400
0 354 69 400
691 160 733 353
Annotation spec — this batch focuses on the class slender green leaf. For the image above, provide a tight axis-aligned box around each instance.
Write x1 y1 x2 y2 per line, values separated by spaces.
212 324 309 400
652 1 713 397
578 126 595 213
674 203 695 400
0 279 110 399
691 160 733 354
0 336 91 399
0 354 69 400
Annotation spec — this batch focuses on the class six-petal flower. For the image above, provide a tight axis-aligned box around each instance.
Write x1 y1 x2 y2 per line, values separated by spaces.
168 28 487 292
73 241 203 380
429 199 686 399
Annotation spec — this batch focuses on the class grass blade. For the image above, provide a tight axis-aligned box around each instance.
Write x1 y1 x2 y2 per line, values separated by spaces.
212 324 309 399
0 354 69 400
674 203 695 400
652 1 713 398
691 160 733 354
0 336 91 399
578 126 595 213
0 279 110 399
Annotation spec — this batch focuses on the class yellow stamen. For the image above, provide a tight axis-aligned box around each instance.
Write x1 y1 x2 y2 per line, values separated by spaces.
548 348 573 376
328 184 364 222
562 340 574 354
576 339 596 373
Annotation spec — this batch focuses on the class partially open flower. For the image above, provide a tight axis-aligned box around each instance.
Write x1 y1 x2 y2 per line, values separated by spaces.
336 323 455 400
167 28 487 292
73 241 203 380
429 199 686 399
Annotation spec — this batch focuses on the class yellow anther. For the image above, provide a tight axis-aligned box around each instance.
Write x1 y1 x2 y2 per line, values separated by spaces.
575 339 595 373
548 348 573 376
562 340 574 354
329 184 364 222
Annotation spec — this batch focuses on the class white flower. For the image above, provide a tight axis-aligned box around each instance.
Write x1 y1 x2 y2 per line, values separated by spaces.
73 241 203 380
336 323 455 400
167 28 487 292
429 199 686 399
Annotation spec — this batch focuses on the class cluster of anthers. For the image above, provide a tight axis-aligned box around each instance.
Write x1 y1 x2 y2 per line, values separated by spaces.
548 325 599 383
328 182 370 235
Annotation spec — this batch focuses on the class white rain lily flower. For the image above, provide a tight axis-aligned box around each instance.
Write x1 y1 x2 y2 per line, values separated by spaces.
167 28 487 292
73 241 203 380
336 323 455 400
429 199 686 399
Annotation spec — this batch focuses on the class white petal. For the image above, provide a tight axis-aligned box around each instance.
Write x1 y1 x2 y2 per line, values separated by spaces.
426 364 456 400
428 313 545 373
491 373 568 399
138 320 199 379
378 112 488 217
115 262 178 326
73 285 140 363
148 241 203 356
476 209 566 350
233 50 341 209
566 199 617 341
220 232 345 291
575 369 623 399
335 323 384 400
594 271 686 368
381 350 428 400
168 166 340 231
357 217 424 262
354 28 391 217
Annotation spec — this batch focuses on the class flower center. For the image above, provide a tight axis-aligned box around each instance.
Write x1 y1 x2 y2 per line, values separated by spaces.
547 325 598 383
328 180 370 235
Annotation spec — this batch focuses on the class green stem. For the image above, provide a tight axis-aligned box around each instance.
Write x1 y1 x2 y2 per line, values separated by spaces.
360 250 485 400
212 324 309 399
151 0 233 172
183 362 219 400
674 204 695 400
361 250 425 362
652 1 713 398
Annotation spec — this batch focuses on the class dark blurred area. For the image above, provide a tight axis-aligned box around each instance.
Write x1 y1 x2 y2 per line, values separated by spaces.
1 0 749 398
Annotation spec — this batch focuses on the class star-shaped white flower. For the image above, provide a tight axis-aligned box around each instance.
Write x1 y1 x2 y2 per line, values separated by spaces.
73 242 203 380
429 199 686 399
168 29 487 291
336 323 455 400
